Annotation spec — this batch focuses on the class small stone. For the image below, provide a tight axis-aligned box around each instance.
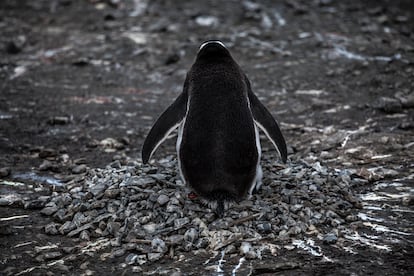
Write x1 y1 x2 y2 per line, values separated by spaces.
240 241 252 255
106 221 121 235
256 222 272 233
402 196 414 206
323 232 338 244
136 255 147 265
104 188 120 198
72 164 87 174
195 15 219 27
90 182 107 196
375 97 403 113
0 167 11 177
44 251 62 260
174 217 189 229
167 235 184 245
157 194 169 206
142 222 158 234
39 148 57 158
125 253 138 265
80 230 90 241
151 237 166 253
132 266 143 273
59 221 76 234
112 248 126 257
45 223 60 235
40 203 58 216
184 228 198 243
147 252 163 262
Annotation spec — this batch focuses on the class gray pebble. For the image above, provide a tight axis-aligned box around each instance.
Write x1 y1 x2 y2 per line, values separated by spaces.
72 164 87 174
323 232 338 244
157 194 170 206
125 253 138 265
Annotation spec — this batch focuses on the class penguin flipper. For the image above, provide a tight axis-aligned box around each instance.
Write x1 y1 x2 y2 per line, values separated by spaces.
246 77 287 163
142 90 188 164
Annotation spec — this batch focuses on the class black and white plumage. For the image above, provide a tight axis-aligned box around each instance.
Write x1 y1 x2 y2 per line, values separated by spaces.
142 40 287 217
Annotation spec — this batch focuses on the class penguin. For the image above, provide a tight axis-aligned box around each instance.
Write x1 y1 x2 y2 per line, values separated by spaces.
142 40 287 217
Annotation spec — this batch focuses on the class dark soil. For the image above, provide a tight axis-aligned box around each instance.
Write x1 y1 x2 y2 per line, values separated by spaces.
1 0 413 275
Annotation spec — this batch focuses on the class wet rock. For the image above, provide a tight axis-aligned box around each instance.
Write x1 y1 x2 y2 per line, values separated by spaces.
0 194 23 206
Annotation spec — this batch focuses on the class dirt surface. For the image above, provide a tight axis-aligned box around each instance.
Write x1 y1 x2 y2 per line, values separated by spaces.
1 0 413 275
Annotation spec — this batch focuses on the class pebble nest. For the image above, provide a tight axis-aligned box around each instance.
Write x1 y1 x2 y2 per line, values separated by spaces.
41 153 362 265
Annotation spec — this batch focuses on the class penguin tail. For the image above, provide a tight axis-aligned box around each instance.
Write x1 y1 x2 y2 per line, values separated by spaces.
215 199 225 218
203 190 236 218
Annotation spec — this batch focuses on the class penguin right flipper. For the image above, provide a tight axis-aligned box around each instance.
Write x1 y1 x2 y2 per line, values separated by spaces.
141 89 188 164
245 76 288 163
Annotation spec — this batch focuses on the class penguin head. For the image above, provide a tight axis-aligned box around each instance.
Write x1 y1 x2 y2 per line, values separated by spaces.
196 40 231 61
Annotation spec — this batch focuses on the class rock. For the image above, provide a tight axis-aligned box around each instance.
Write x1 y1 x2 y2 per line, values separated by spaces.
151 237 166 253
143 223 157 234
44 251 62 260
374 97 403 113
184 228 198 243
80 230 90 241
157 194 169 206
195 15 219 27
111 248 126 257
72 164 87 174
39 148 57 159
45 223 60 235
104 188 121 198
125 253 138 265
323 232 338 244
132 254 146 265
174 217 189 229
147 252 163 262
0 167 11 177
0 194 23 207
167 235 184 245
36 154 367 267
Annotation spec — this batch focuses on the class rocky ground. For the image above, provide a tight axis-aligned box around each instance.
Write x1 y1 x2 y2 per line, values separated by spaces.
0 0 413 275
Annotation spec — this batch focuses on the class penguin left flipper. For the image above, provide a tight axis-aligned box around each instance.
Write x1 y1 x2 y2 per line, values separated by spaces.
142 90 188 164
246 76 288 163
